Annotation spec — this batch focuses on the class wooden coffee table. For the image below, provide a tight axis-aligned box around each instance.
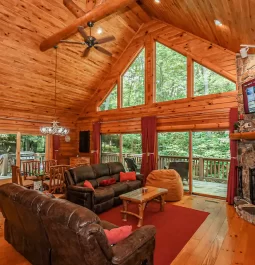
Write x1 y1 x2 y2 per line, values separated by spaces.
120 186 168 227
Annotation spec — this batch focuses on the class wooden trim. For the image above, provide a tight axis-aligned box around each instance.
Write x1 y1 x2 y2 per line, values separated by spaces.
16 132 21 167
119 134 123 163
145 35 155 105
188 130 193 194
230 132 255 140
192 192 226 200
117 76 122 109
187 56 194 98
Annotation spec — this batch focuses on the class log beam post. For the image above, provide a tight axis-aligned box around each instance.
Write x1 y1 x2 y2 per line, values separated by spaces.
63 0 85 18
40 0 136 52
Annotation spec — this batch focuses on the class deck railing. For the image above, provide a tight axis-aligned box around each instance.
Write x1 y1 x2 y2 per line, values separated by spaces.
101 153 230 183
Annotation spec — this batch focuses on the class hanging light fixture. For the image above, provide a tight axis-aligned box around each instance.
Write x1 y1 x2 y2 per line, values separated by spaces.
40 46 70 136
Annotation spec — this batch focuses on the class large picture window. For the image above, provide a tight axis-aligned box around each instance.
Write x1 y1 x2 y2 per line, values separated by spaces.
99 85 117 111
194 62 236 96
156 42 187 102
122 49 145 107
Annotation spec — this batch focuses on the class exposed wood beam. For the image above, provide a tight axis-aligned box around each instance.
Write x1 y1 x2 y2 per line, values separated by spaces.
40 0 136 51
63 0 85 18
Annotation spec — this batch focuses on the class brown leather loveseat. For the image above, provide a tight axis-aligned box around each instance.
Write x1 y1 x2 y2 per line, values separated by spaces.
65 162 143 214
0 183 156 265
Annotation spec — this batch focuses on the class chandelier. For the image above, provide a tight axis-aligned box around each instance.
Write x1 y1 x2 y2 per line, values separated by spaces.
40 46 69 136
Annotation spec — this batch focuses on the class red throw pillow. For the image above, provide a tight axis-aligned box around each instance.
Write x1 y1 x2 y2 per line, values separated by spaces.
84 180 95 191
104 226 132 245
100 178 116 186
120 172 136 182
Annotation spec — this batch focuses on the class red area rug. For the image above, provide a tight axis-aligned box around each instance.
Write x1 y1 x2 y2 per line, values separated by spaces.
99 202 209 265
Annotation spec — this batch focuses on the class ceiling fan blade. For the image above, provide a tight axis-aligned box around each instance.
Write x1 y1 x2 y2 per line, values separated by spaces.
78 26 88 40
82 47 91 57
94 46 112 56
95 36 116 45
60 40 85 45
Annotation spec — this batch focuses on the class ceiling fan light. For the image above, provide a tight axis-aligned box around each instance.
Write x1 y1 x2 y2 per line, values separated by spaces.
97 28 103 34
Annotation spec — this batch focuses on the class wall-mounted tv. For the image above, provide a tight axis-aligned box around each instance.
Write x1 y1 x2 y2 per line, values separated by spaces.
243 78 255 114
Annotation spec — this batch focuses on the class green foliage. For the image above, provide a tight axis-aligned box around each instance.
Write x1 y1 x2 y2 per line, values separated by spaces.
101 134 142 154
122 49 145 107
158 132 189 156
21 135 46 153
122 134 142 154
192 131 230 158
156 42 187 102
194 62 236 96
0 134 17 154
158 131 230 159
99 85 117 111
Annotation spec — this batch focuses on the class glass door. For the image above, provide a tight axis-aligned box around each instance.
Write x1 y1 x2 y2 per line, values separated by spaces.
158 132 190 192
0 134 17 178
192 131 230 197
101 134 120 163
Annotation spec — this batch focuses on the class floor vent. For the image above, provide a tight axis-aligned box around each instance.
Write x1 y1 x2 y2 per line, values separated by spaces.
205 200 219 204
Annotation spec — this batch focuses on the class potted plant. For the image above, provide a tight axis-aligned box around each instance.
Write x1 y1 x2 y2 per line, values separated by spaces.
234 122 240 133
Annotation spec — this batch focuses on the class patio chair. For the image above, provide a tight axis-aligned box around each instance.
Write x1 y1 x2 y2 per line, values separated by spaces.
168 161 189 182
124 157 140 172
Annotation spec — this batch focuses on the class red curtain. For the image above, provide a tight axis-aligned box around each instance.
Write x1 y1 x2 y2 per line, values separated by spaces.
140 116 157 184
140 118 148 178
53 135 60 162
226 108 238 205
92 122 101 164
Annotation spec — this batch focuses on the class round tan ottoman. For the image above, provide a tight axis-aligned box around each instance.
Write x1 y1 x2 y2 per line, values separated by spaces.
146 169 183 201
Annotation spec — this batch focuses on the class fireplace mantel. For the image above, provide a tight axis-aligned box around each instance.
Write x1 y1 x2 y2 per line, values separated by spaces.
230 132 255 140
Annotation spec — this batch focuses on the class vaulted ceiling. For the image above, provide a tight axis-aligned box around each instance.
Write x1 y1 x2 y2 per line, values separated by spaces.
141 0 255 53
0 0 254 124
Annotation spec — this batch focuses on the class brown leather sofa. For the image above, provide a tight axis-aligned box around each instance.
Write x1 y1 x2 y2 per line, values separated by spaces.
0 183 156 265
65 162 143 214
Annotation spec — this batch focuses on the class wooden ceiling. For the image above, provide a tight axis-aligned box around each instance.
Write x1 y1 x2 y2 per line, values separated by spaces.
140 0 255 53
0 0 148 123
1 0 252 126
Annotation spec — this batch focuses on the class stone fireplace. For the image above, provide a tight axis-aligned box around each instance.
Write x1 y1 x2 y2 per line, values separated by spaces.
235 54 255 225
236 54 255 204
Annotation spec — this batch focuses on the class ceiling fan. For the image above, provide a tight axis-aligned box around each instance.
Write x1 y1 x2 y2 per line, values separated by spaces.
60 21 115 57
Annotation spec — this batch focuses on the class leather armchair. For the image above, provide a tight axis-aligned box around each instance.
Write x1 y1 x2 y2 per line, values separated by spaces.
0 183 155 265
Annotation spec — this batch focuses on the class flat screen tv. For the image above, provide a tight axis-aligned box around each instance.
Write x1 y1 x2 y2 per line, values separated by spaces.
243 78 255 114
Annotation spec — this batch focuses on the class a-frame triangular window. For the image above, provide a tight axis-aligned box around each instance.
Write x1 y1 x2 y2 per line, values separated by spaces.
156 42 187 102
122 49 145 107
194 62 236 96
99 84 117 111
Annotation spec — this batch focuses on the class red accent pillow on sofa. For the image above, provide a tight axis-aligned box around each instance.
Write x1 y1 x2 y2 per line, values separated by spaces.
120 172 136 182
100 178 116 186
104 226 132 245
84 180 95 191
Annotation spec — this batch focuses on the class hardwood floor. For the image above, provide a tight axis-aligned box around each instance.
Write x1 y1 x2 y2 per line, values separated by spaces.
0 196 254 265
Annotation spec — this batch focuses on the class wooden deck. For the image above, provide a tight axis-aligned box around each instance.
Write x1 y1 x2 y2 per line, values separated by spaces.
1 196 255 265
184 180 227 198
